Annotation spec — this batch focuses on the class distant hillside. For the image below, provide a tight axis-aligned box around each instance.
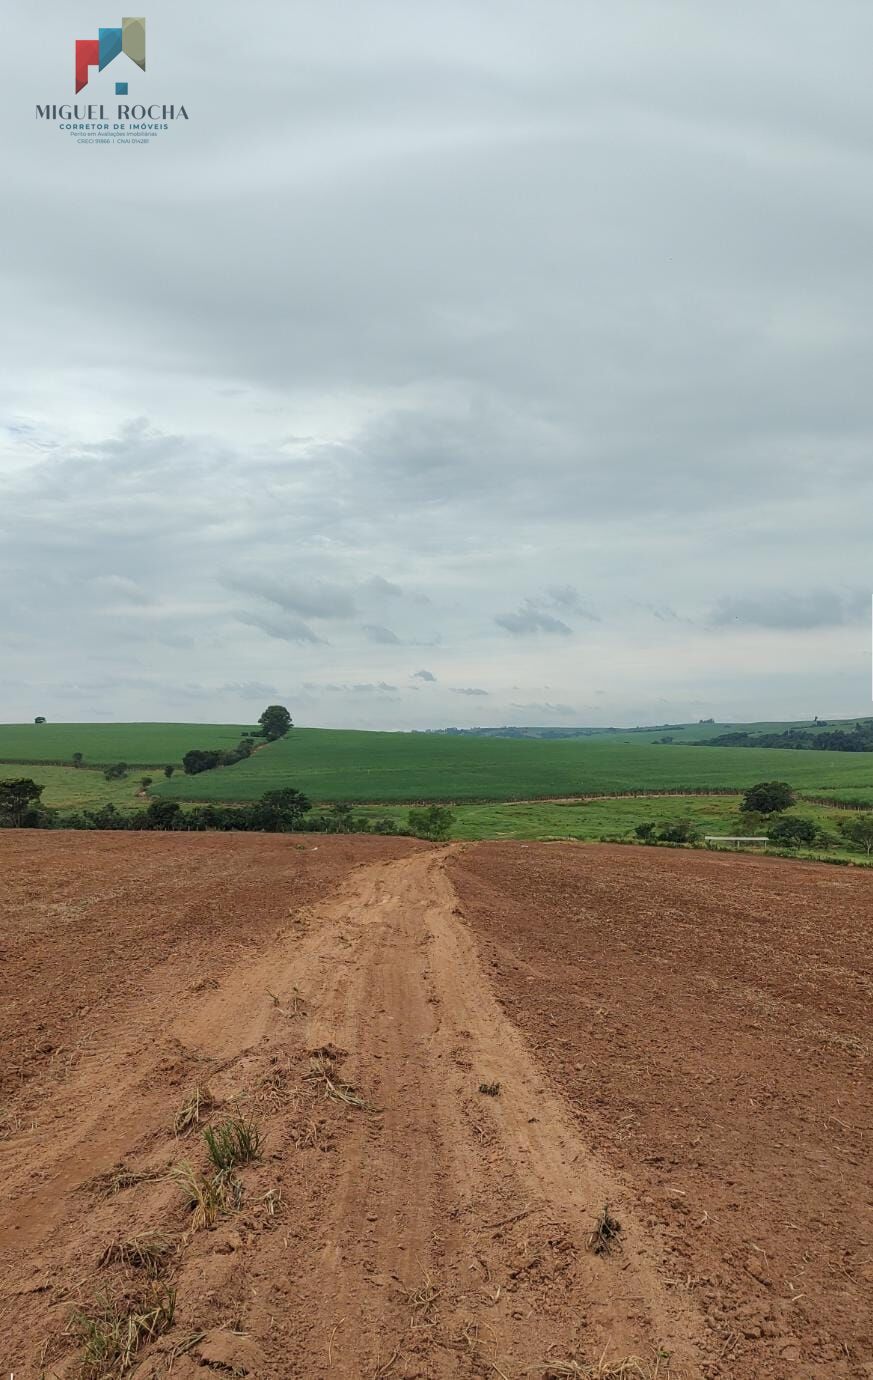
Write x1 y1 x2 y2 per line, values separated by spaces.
420 717 873 745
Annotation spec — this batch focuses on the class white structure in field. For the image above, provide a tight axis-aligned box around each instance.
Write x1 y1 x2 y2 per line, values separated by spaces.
704 835 768 849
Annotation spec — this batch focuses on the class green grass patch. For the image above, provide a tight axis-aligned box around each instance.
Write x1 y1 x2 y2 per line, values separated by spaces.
354 794 866 854
2 764 154 812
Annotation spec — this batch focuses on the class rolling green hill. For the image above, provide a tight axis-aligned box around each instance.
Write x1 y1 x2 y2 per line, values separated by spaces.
0 722 254 768
151 726 873 804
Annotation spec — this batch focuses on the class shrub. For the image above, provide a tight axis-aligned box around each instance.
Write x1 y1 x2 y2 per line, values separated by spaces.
182 749 222 776
657 818 699 844
634 822 657 841
145 800 182 830
407 805 455 840
837 813 873 855
251 787 311 831
103 762 129 781
767 816 818 849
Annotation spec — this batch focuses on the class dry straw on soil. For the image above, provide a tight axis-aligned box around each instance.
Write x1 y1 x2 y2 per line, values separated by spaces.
70 1285 176 1377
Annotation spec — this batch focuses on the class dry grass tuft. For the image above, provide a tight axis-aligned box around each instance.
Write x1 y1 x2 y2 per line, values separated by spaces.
168 1161 233 1232
478 1080 501 1096
545 1352 673 1378
292 1115 322 1150
371 1346 401 1377
586 1203 622 1255
98 1234 174 1278
88 1166 166 1197
404 1267 441 1318
173 1084 215 1136
262 1187 283 1218
70 1285 176 1377
306 1054 377 1112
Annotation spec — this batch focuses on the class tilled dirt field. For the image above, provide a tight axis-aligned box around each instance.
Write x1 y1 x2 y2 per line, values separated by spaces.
0 834 870 1380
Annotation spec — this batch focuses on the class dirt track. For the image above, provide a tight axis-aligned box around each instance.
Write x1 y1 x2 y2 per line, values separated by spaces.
0 834 871 1379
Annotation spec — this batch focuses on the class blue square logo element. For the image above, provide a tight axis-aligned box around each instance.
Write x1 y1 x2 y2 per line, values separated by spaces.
115 81 128 95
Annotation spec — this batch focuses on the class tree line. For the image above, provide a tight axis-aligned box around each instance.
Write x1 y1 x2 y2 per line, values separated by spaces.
0 778 455 842
696 722 873 753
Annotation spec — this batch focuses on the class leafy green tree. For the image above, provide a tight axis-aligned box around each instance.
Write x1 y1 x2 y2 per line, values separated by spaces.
258 705 293 741
34 716 46 724
182 749 222 775
145 800 182 830
103 762 129 781
741 782 795 815
0 778 45 827
768 816 817 849
140 776 153 790
252 788 311 831
72 752 83 769
407 805 455 840
634 822 657 842
164 764 175 779
838 814 873 855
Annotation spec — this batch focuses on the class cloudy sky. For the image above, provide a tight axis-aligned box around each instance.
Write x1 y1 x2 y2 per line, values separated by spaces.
1 1 870 729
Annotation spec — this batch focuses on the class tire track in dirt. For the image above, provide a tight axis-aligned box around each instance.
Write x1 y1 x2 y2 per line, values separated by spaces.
256 848 704 1377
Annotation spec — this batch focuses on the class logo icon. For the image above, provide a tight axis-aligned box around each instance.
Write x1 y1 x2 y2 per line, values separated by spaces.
75 17 146 93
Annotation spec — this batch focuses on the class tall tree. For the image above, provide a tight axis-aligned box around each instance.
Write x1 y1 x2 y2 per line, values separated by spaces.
741 781 795 815
0 778 45 827
258 705 293 741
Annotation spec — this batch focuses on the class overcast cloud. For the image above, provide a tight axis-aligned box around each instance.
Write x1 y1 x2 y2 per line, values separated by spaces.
0 1 870 728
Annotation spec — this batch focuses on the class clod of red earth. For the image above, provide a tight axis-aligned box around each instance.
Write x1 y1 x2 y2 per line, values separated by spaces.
0 831 870 1379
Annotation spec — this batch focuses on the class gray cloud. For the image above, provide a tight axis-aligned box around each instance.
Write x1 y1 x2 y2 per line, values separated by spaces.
412 669 437 682
710 589 867 631
236 610 325 645
223 572 357 620
451 686 489 696
361 575 403 599
496 603 573 637
363 624 402 644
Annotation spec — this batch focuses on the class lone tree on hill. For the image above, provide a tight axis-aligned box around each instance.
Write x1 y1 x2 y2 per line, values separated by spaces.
258 705 293 741
741 781 795 815
72 752 83 769
164 764 175 778
34 716 46 725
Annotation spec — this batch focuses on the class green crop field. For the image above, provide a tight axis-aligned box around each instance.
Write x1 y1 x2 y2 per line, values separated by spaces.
150 726 873 804
0 722 254 768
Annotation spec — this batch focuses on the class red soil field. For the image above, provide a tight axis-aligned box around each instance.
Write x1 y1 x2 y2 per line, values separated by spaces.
0 833 870 1379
